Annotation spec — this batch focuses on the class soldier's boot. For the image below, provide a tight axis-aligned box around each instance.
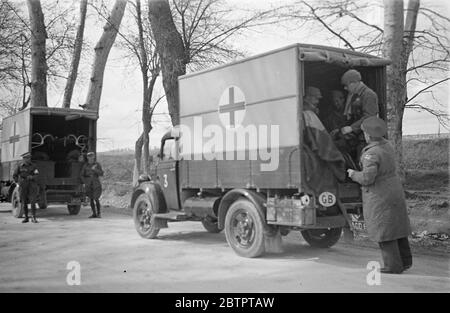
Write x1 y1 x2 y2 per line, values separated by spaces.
22 204 29 223
96 200 101 218
89 200 97 218
30 204 38 223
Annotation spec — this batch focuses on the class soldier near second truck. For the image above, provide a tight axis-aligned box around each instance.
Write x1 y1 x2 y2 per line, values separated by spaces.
13 152 39 223
80 152 104 218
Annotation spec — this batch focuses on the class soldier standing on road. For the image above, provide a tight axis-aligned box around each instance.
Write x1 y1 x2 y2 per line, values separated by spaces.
337 69 379 160
13 152 39 223
347 117 412 274
80 152 104 218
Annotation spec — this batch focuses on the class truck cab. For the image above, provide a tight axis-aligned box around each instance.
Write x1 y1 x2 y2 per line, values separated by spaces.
131 43 389 258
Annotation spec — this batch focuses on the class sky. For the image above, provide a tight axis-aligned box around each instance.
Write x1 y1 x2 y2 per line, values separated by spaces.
15 0 450 151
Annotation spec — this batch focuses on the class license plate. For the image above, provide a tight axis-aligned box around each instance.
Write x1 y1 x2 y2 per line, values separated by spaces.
352 221 366 231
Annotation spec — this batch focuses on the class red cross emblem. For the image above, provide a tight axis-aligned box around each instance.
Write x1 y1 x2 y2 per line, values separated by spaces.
218 86 246 129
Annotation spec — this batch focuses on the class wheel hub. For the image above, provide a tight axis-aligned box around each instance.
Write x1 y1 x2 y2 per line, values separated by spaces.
232 212 254 247
139 203 153 231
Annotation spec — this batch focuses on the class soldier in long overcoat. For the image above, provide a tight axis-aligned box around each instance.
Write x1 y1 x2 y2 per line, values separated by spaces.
13 152 39 223
80 152 104 218
348 117 412 274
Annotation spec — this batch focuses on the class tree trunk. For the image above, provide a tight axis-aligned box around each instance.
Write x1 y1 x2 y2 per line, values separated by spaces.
382 0 405 176
84 0 127 111
63 0 87 109
27 0 47 107
135 133 144 174
383 0 420 178
133 0 159 175
148 0 186 126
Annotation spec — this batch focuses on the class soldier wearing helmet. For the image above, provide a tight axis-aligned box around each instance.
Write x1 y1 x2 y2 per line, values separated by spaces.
336 69 379 159
303 86 322 114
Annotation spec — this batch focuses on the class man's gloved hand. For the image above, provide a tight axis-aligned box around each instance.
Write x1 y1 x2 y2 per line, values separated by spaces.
347 169 355 178
330 129 340 137
341 126 353 135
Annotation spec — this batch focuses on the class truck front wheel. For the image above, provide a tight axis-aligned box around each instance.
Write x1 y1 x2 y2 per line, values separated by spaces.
133 193 160 239
11 187 23 218
301 228 342 248
224 199 265 258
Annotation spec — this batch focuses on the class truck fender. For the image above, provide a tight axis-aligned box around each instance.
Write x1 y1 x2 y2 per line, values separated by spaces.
217 189 273 235
130 182 167 213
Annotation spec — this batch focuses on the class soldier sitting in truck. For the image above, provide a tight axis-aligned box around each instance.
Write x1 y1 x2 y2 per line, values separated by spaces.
302 87 346 193
324 90 347 133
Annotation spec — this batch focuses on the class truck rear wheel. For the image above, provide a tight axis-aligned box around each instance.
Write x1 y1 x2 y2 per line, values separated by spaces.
68 205 81 215
224 199 265 258
301 227 342 248
133 193 160 239
11 187 23 218
201 217 222 233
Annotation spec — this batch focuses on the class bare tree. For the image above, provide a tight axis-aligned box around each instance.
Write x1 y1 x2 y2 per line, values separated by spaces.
62 0 87 108
148 0 278 126
121 0 162 174
84 0 127 111
148 0 185 126
0 1 26 88
1 1 82 111
27 0 47 107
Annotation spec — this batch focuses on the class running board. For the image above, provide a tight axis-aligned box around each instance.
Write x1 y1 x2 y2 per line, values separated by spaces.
153 211 192 221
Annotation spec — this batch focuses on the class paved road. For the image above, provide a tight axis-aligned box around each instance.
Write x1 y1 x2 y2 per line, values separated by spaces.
0 204 448 293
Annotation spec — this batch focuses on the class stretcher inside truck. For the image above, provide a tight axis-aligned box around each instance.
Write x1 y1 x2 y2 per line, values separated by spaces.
131 43 390 258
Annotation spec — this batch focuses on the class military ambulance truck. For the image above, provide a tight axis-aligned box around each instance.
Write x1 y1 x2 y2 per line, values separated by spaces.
131 44 389 257
0 107 98 217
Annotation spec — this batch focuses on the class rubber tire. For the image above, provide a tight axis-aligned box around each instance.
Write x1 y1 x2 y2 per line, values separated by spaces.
224 199 265 258
11 187 23 218
301 227 342 248
38 203 47 210
201 217 222 233
133 193 160 239
38 186 47 209
68 205 81 215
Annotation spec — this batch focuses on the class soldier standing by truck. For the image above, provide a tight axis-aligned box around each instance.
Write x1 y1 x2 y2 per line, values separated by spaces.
336 69 379 160
347 117 412 274
80 152 104 218
13 152 39 223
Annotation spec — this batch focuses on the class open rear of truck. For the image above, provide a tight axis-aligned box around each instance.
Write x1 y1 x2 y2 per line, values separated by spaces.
0 107 98 216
